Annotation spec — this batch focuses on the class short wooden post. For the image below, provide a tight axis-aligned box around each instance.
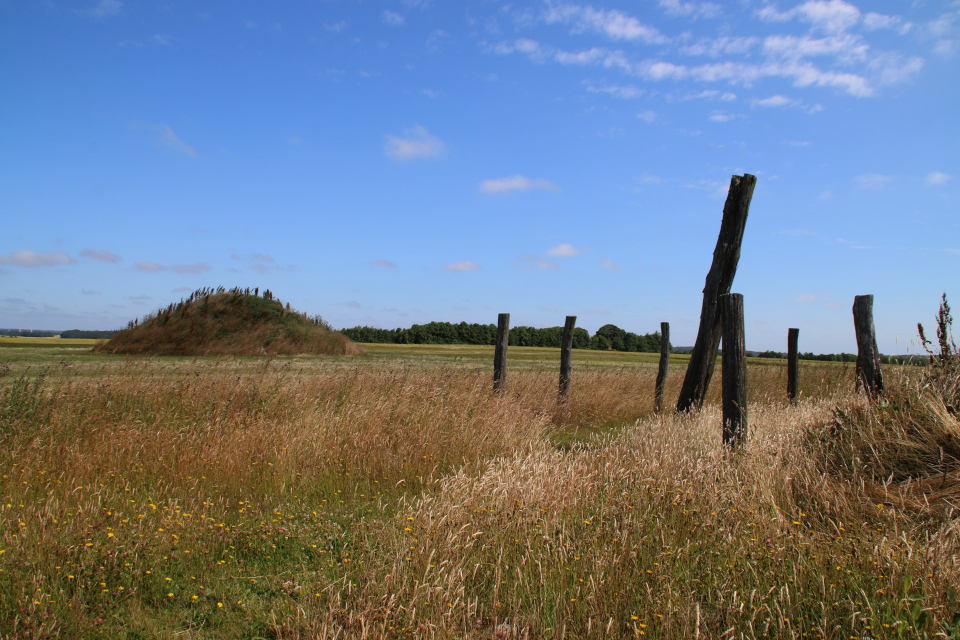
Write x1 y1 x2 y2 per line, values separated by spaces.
558 316 576 402
787 328 799 403
853 295 883 398
654 322 670 413
493 313 510 396
676 174 757 414
720 294 747 449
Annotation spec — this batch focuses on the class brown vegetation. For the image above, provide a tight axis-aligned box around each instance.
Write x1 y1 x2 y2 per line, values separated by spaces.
95 287 362 356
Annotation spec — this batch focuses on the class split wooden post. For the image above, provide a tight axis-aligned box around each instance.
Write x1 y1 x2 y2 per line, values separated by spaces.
721 294 747 449
654 321 670 413
558 316 576 402
493 313 510 396
853 295 884 398
787 328 799 403
676 174 757 414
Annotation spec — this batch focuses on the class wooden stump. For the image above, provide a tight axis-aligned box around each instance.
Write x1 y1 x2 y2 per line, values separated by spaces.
559 316 576 402
787 328 799 403
721 294 747 449
853 295 883 398
493 313 510 396
655 322 670 413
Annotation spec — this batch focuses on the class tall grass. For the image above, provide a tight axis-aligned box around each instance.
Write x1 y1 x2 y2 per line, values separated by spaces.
1 354 957 638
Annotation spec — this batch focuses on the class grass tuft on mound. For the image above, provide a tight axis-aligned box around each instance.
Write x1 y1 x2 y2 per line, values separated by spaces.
95 286 362 356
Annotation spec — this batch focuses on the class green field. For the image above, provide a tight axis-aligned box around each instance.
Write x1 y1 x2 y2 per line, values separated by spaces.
1 342 956 638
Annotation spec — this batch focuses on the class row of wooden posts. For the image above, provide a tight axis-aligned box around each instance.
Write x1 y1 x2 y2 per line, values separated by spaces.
490 173 886 450
489 291 884 450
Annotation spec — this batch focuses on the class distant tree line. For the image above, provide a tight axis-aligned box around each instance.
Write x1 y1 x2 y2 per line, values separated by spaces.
341 322 667 353
0 329 58 337
60 330 118 339
753 350 925 365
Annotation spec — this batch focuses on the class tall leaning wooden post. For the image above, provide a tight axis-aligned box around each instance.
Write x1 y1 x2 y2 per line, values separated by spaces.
654 322 670 413
493 313 510 396
720 294 747 449
787 328 800 403
853 295 883 398
676 174 757 414
558 315 576 402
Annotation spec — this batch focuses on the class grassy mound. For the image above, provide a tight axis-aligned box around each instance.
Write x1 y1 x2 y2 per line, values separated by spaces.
96 287 363 356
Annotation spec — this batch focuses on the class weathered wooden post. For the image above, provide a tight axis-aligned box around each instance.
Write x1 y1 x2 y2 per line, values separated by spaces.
676 174 756 414
654 321 670 413
721 294 747 449
493 313 510 396
787 328 799 403
558 315 576 402
853 295 883 398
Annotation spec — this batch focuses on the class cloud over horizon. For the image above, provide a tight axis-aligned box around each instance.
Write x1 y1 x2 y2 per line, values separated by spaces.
0 250 75 267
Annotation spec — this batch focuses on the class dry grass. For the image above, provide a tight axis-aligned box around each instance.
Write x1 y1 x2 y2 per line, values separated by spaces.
1 351 957 638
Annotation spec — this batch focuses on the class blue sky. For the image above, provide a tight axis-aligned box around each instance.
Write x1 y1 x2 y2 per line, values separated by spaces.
1 0 957 354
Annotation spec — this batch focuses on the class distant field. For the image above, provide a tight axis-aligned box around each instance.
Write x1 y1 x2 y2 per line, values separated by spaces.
0 336 103 346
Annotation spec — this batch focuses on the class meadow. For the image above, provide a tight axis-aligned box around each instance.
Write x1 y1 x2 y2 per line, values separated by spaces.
1 341 958 638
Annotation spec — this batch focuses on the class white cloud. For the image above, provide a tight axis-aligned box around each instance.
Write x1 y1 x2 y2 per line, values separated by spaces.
708 111 736 122
384 125 445 161
657 0 722 19
758 0 862 34
81 249 122 263
637 110 657 123
863 12 901 31
555 47 606 65
547 243 580 257
544 4 669 44
133 261 166 272
158 125 197 157
639 174 664 185
0 250 75 267
584 82 644 99
598 258 617 271
421 88 442 99
325 21 348 33
680 36 759 57
751 94 796 107
927 171 952 186
855 173 892 188
443 260 481 272
382 10 405 27
478 175 560 194
371 259 398 268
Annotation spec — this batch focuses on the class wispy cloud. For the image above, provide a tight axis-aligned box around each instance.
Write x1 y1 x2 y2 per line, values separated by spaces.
478 175 560 194
371 259 398 268
598 257 617 271
855 173 893 188
751 94 796 108
657 0 722 19
637 110 657 123
927 171 952 186
443 260 481 272
171 263 211 274
584 82 644 99
515 256 560 271
0 250 75 267
546 243 580 257
382 10 405 27
133 261 166 272
150 124 197 157
81 249 122 263
544 4 669 44
88 0 122 19
384 125 445 161
757 0 862 34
